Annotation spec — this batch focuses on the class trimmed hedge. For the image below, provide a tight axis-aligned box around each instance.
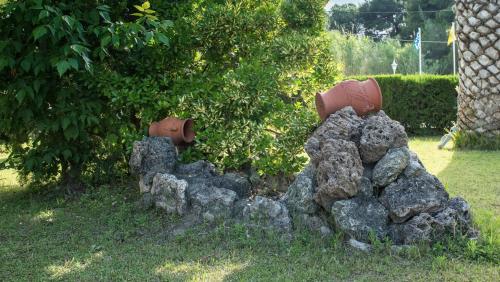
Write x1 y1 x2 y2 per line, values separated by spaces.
351 75 458 135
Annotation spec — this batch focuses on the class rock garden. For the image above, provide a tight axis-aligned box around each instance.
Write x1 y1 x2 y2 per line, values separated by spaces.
130 106 478 248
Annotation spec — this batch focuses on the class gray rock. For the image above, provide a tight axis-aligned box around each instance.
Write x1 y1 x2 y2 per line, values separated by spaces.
379 172 449 223
305 107 364 164
359 111 408 164
130 137 177 186
359 177 374 198
403 151 426 178
240 196 292 233
188 184 238 218
348 238 372 252
175 160 217 179
390 201 476 245
285 164 319 214
150 173 188 215
331 197 389 242
210 173 252 198
314 139 363 209
372 147 410 187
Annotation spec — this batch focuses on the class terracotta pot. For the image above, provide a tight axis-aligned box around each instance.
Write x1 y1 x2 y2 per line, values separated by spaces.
315 78 382 120
149 117 195 145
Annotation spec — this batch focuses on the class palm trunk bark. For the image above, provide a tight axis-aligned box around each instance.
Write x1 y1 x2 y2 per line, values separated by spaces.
455 0 500 137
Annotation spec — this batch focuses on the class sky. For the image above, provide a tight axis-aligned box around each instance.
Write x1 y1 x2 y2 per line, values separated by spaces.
325 0 364 11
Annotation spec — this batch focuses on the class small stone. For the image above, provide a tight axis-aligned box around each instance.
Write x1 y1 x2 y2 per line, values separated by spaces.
403 151 426 178
372 147 410 188
359 177 374 198
211 173 252 198
348 238 372 252
469 42 482 56
379 172 449 223
469 31 480 40
485 46 499 60
478 54 492 66
477 25 491 35
462 51 474 62
485 19 498 29
331 197 389 242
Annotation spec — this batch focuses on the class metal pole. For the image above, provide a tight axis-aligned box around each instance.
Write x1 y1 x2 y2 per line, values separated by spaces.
418 28 422 75
452 22 456 75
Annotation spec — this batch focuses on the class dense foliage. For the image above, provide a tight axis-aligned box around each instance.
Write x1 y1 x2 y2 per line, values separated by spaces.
0 0 339 185
352 74 458 135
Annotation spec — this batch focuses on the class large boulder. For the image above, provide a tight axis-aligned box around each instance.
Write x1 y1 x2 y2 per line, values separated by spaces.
150 173 188 216
188 184 238 219
130 137 177 187
314 139 363 209
372 147 410 188
305 107 364 164
285 164 319 214
239 196 292 233
379 172 449 223
359 111 408 164
209 173 252 198
331 196 389 242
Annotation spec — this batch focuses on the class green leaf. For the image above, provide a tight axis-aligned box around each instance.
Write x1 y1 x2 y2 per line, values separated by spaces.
62 149 72 160
134 5 145 12
100 35 111 47
32 26 47 41
61 117 71 130
70 44 88 56
15 89 26 103
157 34 169 45
142 1 151 9
62 15 75 28
67 58 79 70
55 60 71 76
131 13 143 17
20 58 32 72
63 126 79 140
38 10 49 20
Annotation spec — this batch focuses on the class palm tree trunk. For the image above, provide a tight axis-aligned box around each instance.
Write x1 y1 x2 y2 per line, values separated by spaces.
455 0 500 137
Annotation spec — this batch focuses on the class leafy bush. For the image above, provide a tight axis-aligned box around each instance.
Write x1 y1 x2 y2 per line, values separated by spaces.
351 74 458 135
1 0 340 185
0 0 171 186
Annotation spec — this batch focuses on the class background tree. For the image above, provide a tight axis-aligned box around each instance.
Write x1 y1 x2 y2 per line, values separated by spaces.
328 4 362 34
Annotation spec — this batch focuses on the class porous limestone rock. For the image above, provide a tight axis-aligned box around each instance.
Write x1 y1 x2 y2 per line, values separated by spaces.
331 196 389 242
372 147 410 187
359 111 408 164
188 184 238 218
314 139 363 209
239 196 292 233
379 172 449 223
150 173 188 216
305 107 364 164
285 164 318 214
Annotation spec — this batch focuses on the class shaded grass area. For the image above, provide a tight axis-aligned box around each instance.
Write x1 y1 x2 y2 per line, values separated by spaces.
0 138 499 281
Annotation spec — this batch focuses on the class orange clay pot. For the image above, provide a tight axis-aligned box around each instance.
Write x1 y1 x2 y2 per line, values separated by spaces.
315 78 382 121
149 117 195 145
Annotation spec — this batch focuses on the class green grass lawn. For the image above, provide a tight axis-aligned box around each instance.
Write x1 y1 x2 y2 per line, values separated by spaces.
0 137 499 281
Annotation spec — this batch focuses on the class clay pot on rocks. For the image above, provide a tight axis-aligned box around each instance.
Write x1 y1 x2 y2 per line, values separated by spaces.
315 78 382 120
149 117 195 145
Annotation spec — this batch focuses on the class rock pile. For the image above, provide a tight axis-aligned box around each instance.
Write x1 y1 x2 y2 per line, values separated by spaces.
130 107 477 245
129 137 293 233
298 107 477 244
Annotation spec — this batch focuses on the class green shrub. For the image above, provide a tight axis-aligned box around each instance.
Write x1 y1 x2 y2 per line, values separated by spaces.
0 0 171 186
351 74 458 135
453 131 500 151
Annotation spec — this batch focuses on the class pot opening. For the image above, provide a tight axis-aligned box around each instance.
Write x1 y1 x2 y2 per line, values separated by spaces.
182 119 195 143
